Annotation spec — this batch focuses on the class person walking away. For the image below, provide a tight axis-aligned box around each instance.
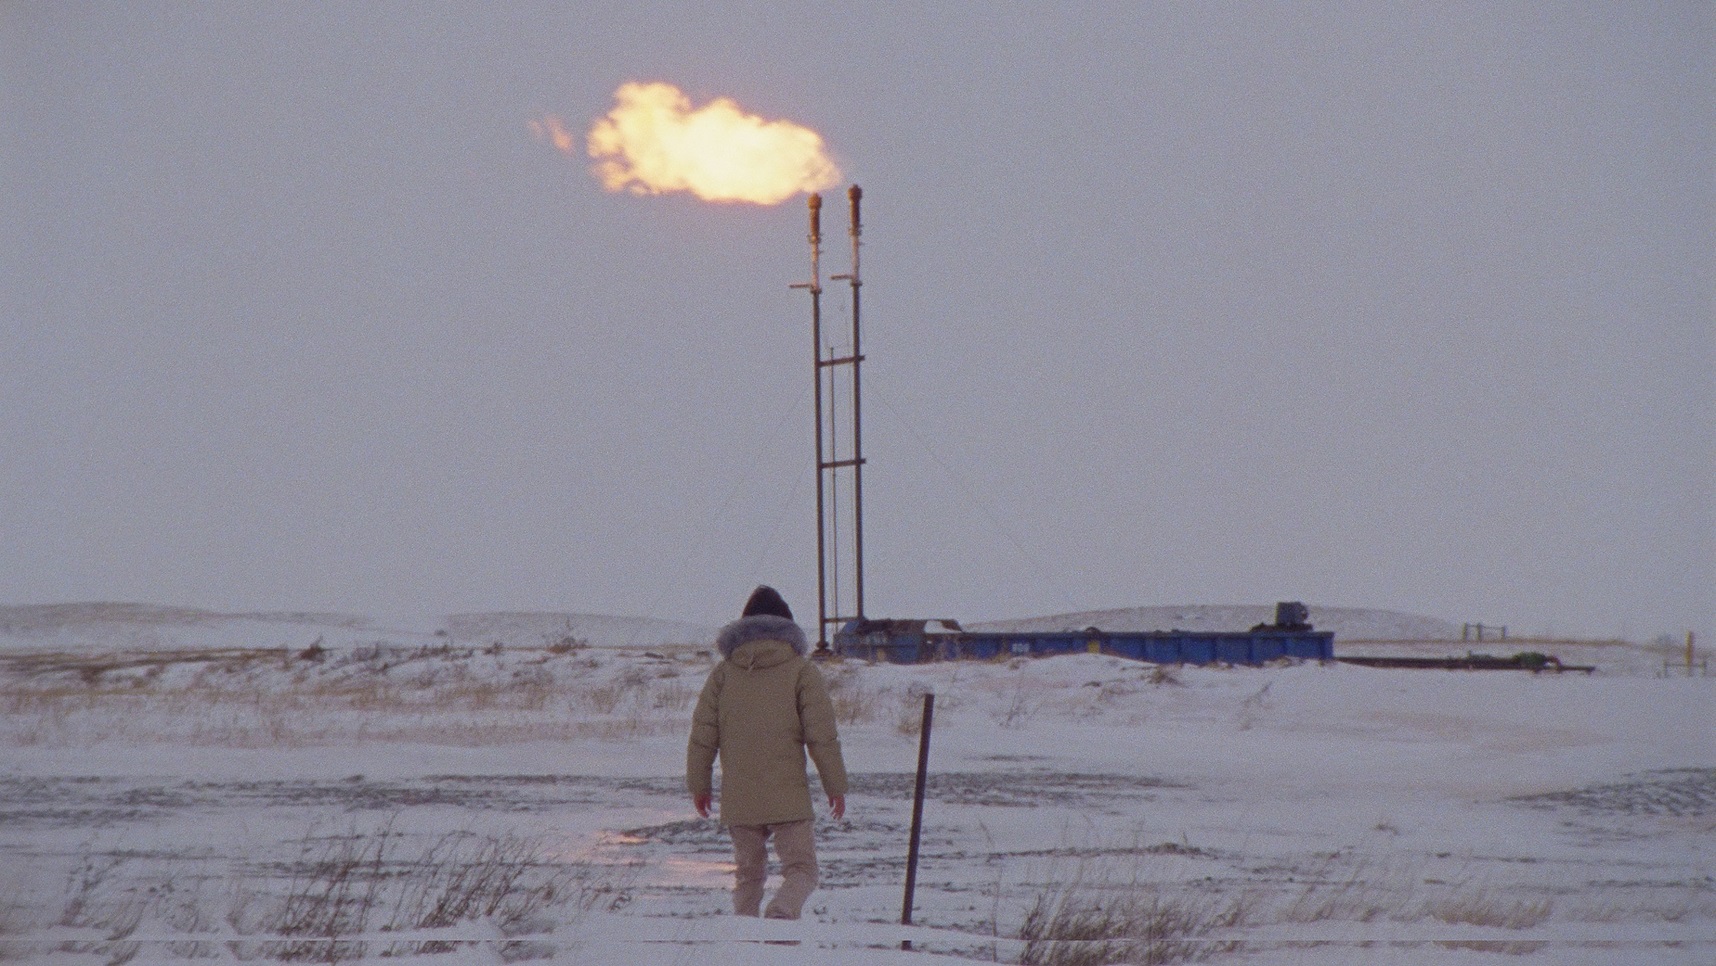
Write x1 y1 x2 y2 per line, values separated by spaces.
687 586 848 919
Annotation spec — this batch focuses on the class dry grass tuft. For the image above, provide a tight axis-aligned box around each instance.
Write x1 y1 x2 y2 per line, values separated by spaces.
1279 854 1417 924
48 822 634 963
894 685 936 737
1424 888 1552 929
1017 843 1585 966
993 678 1038 730
1018 866 1250 965
1146 664 1183 687
0 887 45 963
823 666 886 726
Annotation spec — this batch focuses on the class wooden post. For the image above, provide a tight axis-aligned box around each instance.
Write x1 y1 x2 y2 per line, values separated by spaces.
901 692 934 951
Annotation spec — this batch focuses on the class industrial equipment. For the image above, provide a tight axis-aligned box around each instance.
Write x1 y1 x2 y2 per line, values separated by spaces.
832 604 1333 666
792 191 1332 667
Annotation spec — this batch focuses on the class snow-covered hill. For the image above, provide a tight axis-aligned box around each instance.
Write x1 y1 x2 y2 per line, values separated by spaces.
442 611 718 650
0 603 717 654
0 603 418 653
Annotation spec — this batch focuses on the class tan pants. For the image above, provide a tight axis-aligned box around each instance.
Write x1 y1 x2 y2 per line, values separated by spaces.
728 819 818 919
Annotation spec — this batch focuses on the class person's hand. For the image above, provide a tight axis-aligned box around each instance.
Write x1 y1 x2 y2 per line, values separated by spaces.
827 794 845 821
693 792 713 818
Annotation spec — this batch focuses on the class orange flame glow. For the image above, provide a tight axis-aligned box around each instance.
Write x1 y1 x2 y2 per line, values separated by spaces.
576 82 840 205
528 115 575 154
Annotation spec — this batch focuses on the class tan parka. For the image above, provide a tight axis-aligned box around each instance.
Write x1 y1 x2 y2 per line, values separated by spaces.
686 615 848 826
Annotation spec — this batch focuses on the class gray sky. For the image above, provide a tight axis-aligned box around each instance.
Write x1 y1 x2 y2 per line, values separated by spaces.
3 2 1710 641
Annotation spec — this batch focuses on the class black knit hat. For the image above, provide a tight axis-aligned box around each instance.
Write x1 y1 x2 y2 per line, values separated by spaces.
741 585 793 621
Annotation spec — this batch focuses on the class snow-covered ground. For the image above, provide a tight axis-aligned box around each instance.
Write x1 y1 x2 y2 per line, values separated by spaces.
0 605 1710 964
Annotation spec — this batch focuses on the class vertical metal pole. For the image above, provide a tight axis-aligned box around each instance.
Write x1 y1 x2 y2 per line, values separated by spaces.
901 691 934 950
847 184 866 621
793 194 829 649
828 341 839 629
810 196 828 649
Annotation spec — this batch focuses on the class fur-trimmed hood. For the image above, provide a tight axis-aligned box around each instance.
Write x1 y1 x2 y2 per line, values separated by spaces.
716 614 807 662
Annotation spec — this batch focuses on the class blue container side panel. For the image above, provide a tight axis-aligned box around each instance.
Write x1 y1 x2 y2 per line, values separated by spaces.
833 627 1335 665
1105 638 1144 661
1185 637 1217 665
1213 638 1248 664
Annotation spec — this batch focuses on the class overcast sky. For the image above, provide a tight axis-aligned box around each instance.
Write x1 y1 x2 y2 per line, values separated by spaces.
3 3 1710 641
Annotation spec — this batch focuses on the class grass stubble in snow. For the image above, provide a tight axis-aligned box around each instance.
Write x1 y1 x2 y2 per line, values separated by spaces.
29 820 632 964
0 628 1711 964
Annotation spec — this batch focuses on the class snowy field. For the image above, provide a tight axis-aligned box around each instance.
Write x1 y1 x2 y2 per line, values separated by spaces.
0 605 1711 964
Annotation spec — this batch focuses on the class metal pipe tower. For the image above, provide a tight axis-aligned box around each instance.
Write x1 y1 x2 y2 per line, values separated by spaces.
793 186 867 651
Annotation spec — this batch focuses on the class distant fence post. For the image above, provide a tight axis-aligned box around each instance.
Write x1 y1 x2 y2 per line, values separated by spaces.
1462 622 1507 643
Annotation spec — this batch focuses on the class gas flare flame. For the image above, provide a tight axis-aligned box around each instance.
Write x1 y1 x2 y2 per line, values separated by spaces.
569 81 841 205
527 115 575 155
